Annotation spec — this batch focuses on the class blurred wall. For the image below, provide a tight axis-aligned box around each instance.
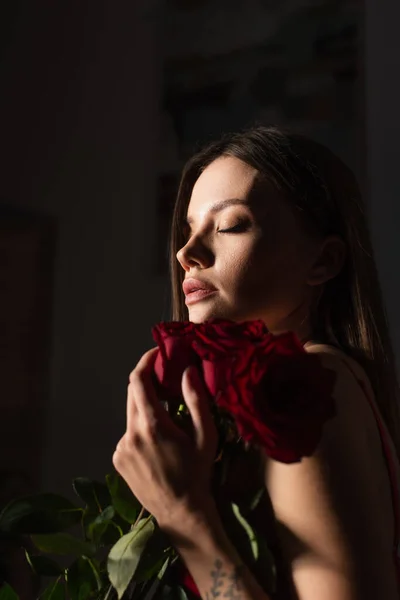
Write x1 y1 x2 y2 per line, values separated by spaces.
0 2 167 495
160 1 361 176
365 0 400 362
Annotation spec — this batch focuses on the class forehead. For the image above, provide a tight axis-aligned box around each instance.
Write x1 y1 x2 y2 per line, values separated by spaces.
188 156 260 216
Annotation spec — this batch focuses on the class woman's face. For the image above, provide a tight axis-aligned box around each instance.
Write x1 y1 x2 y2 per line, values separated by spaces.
176 156 320 336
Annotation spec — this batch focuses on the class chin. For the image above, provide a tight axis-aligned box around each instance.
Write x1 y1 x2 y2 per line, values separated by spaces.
187 305 220 323
187 304 247 324
187 309 213 323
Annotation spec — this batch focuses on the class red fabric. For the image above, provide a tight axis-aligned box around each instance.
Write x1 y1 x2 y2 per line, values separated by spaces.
173 561 200 596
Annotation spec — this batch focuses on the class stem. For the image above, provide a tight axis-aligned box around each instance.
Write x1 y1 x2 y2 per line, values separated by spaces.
103 583 113 600
132 505 146 528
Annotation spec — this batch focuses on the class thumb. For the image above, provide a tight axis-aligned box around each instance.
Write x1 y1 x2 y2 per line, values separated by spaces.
182 366 217 459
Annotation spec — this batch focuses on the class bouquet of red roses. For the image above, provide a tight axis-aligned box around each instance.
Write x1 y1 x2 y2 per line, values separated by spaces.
0 320 335 600
153 319 336 463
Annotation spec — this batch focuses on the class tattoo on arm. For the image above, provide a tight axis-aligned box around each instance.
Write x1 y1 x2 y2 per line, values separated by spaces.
205 559 244 600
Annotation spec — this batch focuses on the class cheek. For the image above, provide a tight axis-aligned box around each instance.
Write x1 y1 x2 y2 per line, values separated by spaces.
236 237 309 301
215 243 270 301
219 244 259 290
214 237 254 278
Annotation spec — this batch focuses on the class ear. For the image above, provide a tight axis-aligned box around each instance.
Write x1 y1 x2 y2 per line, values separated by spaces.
307 235 346 286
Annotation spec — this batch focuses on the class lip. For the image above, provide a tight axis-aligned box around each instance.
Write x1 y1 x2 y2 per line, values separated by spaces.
183 278 217 305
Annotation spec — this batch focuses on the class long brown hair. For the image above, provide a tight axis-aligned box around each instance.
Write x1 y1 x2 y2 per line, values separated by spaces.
169 125 400 458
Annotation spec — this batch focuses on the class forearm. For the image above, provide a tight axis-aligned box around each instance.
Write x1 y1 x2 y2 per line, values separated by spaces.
161 501 272 600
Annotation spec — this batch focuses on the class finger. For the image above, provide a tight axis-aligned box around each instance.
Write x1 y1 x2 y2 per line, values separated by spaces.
128 348 166 430
129 347 159 385
113 434 127 473
126 382 138 435
127 348 158 427
182 366 217 457
115 436 124 454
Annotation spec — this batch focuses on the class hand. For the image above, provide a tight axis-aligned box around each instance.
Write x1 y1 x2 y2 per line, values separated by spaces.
112 348 219 529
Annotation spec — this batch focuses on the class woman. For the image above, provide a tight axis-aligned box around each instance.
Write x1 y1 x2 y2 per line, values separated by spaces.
113 126 400 599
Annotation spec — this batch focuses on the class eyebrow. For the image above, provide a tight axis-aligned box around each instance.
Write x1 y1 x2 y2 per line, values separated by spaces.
185 198 249 225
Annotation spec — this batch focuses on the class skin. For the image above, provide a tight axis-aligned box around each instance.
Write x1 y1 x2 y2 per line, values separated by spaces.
176 156 323 336
113 157 399 600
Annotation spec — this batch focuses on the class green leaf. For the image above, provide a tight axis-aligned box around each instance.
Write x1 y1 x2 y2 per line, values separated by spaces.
248 488 265 512
25 550 63 576
231 503 258 561
157 557 171 580
106 472 141 524
159 585 189 600
85 505 114 533
89 505 115 536
92 520 122 547
96 505 115 522
135 527 172 582
107 517 155 599
229 503 276 596
140 557 171 600
72 478 111 512
0 493 82 534
256 536 277 596
31 532 96 557
66 556 102 600
0 583 19 600
175 587 189 600
39 577 65 600
84 505 121 546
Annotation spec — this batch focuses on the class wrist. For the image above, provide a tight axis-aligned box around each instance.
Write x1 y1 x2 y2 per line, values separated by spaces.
157 495 221 550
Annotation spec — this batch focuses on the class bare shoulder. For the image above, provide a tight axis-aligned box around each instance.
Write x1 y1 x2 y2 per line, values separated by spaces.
304 341 373 399
303 343 379 445
264 343 398 599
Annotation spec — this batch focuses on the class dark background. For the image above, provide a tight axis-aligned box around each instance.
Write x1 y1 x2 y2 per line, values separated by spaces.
0 0 399 509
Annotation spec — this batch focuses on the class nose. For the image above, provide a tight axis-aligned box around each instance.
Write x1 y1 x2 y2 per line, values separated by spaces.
176 236 213 272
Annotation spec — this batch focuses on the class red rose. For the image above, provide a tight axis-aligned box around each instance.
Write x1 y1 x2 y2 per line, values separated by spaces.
214 335 336 462
193 319 270 359
152 321 198 399
192 319 274 397
152 319 267 397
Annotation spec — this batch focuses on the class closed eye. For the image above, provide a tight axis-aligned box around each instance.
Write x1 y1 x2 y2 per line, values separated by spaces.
218 222 248 234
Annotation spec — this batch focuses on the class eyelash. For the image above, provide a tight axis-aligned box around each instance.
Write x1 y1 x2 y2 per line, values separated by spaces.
183 221 248 242
218 223 247 234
